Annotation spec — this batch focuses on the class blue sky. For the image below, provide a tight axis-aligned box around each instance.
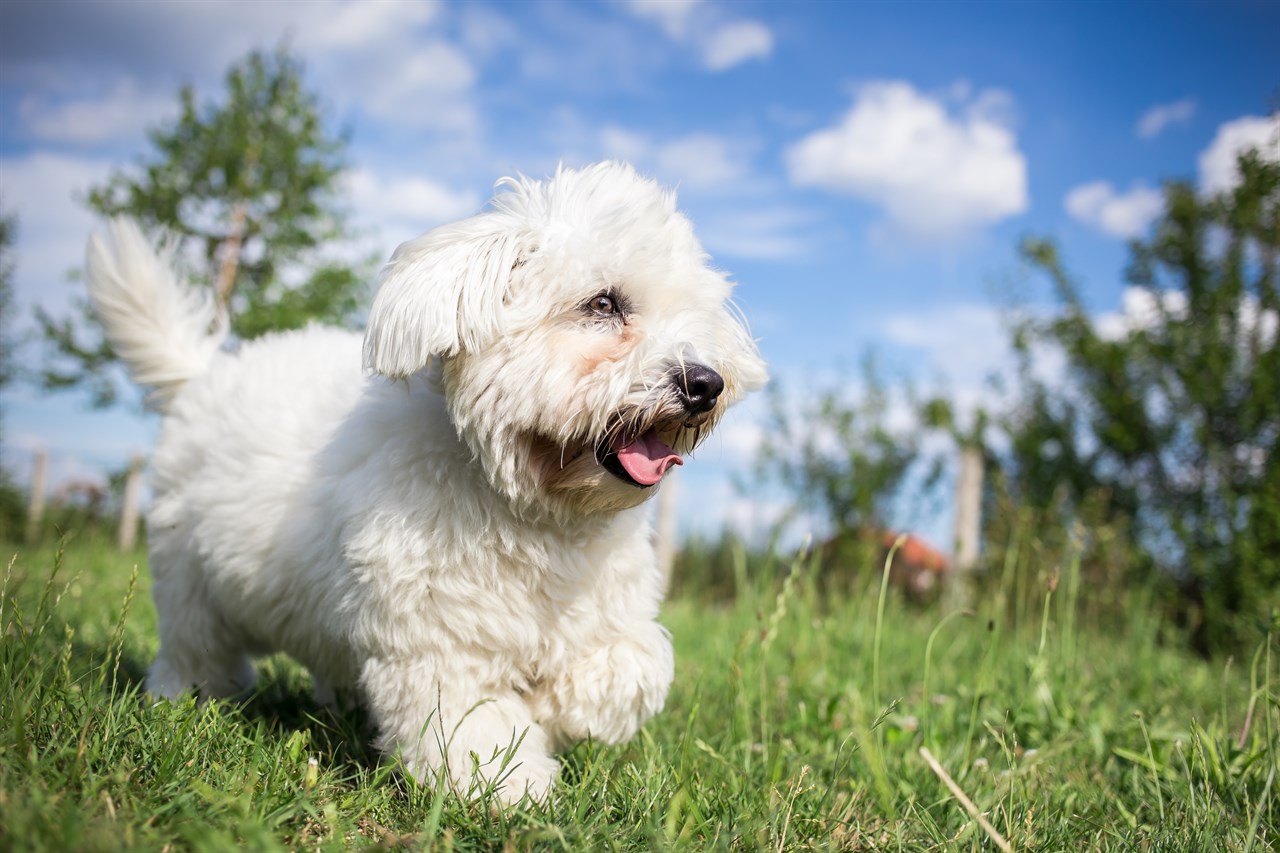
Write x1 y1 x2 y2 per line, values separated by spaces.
1 0 1277 544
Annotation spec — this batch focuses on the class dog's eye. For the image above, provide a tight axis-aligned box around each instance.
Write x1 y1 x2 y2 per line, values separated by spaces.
588 294 618 316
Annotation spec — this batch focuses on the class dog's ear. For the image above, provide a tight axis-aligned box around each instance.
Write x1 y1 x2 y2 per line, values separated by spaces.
363 217 522 378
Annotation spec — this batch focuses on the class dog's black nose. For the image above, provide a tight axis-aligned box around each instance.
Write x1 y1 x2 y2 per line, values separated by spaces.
674 363 725 414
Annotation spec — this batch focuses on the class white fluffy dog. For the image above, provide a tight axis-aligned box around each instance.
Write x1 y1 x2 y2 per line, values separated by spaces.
85 162 766 803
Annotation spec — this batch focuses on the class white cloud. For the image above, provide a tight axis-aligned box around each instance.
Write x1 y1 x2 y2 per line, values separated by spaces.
1064 180 1164 239
698 207 814 261
298 0 441 52
597 126 813 259
624 0 772 71
1198 114 1280 195
701 20 773 71
1096 286 1275 351
599 126 651 165
19 78 176 146
1095 287 1187 341
291 4 477 133
456 3 521 59
599 127 748 190
656 134 746 188
1 0 440 90
883 303 1012 397
2 0 280 81
343 168 482 248
0 150 113 317
1136 98 1196 139
0 151 107 229
355 40 477 130
716 417 765 459
961 84 1016 128
785 80 1028 239
881 301 1069 431
5 0 478 136
625 0 702 39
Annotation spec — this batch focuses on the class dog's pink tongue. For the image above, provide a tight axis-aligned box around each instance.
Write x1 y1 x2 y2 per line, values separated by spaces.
617 431 683 486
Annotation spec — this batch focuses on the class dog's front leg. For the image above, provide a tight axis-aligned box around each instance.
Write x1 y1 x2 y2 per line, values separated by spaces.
361 656 559 804
536 619 674 750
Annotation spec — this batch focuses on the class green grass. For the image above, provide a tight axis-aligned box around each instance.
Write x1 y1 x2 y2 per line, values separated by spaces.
1 534 1276 851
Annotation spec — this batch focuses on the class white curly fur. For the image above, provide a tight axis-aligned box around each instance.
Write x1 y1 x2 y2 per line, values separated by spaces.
87 162 767 803
85 220 225 408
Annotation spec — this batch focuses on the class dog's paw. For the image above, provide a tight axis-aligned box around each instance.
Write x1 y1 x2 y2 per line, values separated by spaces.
400 741 559 806
487 750 560 805
146 650 256 701
542 621 674 746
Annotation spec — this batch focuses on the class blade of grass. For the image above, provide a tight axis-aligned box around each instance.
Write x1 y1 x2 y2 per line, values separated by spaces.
919 746 1012 853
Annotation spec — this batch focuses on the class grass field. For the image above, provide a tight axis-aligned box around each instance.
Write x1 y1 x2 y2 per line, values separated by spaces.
1 533 1275 851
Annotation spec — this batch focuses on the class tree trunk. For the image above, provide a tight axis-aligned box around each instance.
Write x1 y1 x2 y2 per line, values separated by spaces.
214 201 247 324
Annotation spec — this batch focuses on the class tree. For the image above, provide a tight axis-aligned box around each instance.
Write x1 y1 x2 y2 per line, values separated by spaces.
755 356 935 573
0 206 26 538
38 47 370 407
1003 148 1279 651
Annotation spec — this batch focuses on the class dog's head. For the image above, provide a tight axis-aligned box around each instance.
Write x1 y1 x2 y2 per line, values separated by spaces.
364 162 767 517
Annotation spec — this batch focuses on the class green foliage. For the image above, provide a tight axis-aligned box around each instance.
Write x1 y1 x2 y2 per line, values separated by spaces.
1005 149 1280 652
2 532 1275 850
756 356 929 541
0 207 25 539
36 47 371 408
755 358 946 594
668 529 789 603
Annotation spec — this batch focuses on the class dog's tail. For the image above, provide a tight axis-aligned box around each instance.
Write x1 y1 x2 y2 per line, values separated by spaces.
85 218 226 411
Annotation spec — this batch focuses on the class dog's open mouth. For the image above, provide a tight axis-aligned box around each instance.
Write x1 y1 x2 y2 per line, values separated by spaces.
598 428 683 488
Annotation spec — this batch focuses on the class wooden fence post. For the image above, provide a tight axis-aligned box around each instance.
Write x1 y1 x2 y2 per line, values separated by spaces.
945 444 984 608
118 454 145 551
25 448 47 543
953 444 984 574
655 468 679 592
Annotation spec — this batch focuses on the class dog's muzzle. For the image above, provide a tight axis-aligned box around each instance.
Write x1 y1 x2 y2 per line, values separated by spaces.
596 362 724 489
673 363 724 416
